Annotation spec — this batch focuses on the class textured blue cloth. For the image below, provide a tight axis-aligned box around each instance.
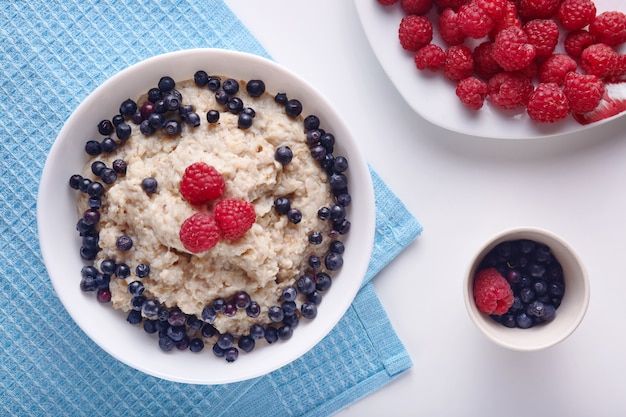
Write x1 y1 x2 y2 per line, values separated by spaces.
0 1 423 416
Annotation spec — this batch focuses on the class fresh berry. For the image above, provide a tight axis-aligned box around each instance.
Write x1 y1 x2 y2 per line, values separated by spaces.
488 71 534 109
580 43 618 78
180 162 225 205
414 44 446 71
443 45 474 81
475 0 507 21
438 8 466 46
589 11 626 47
527 82 570 123
458 2 495 39
538 54 578 85
400 0 432 15
398 15 433 51
563 29 596 58
179 212 222 253
472 41 502 80
572 82 626 124
557 0 597 31
492 26 536 72
473 267 514 315
516 0 561 21
213 199 256 240
523 19 559 58
456 77 490 110
489 0 522 39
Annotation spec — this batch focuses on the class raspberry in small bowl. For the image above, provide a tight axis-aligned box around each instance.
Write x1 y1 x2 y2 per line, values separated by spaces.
464 227 589 351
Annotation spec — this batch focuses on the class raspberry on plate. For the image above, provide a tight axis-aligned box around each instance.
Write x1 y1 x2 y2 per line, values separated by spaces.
563 71 605 113
414 44 446 71
523 19 559 57
489 0 522 39
180 162 225 205
563 29 596 59
580 43 618 79
179 212 222 253
400 0 433 15
458 2 495 39
589 11 626 47
438 8 466 46
538 54 577 85
443 45 474 81
214 199 256 240
473 268 514 316
492 26 536 72
398 15 433 51
516 0 561 21
527 82 571 123
557 0 597 31
475 0 507 21
473 41 502 80
456 77 489 110
488 71 534 109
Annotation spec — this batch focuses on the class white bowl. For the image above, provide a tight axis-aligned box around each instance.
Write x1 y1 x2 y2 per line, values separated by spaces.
464 227 590 351
37 48 376 384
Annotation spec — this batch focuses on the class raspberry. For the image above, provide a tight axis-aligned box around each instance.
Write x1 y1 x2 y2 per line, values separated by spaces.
180 162 225 205
443 45 474 81
580 43 618 79
489 0 522 39
491 26 536 71
398 15 433 51
456 77 490 109
557 0 597 31
438 8 466 46
400 0 433 15
472 268 514 316
458 2 495 39
488 71 534 109
538 54 577 85
589 11 626 47
563 72 605 113
179 212 222 253
563 29 596 58
523 19 559 57
414 44 446 71
377 0 399 5
516 0 561 21
434 0 470 11
473 41 502 80
527 82 570 123
475 0 507 21
214 199 256 240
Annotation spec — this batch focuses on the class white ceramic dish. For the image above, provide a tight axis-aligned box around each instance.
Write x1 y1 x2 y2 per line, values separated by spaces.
354 0 626 139
37 48 376 384
464 227 590 351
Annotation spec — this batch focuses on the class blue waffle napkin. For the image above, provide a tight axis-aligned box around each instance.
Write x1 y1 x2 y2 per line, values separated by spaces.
0 1 422 416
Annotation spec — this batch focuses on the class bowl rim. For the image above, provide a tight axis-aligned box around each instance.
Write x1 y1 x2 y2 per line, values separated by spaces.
464 226 590 351
36 48 376 383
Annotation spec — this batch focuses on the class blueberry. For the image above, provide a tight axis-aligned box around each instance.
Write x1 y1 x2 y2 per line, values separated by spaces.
246 79 265 97
287 209 302 224
212 343 225 357
227 97 244 114
337 193 351 207
215 90 229 104
217 333 235 350
207 77 221 91
135 263 150 278
320 133 335 152
329 204 346 221
277 325 293 340
500 314 517 328
147 88 162 103
274 92 288 105
303 115 320 131
80 246 98 261
238 335 255 352
194 70 209 86
88 197 102 209
142 299 160 317
223 302 237 317
233 291 251 310
130 295 145 311
333 218 351 235
166 307 186 327
333 156 349 173
126 309 143 325
224 347 239 362
307 291 323 305
112 159 127 174
112 114 125 126
516 313 533 329
158 76 175 92
167 325 186 342
246 301 261 318
222 78 239 95
184 111 201 127
202 323 217 338
201 305 217 323
99 137 116 154
297 275 316 295
268 306 284 323
527 300 546 317
238 112 253 129
519 287 535 304
306 129 322 146
285 99 303 117
301 302 317 319
206 110 220 123
143 320 158 334
76 218 95 235
542 304 556 321
164 94 180 112
82 232 99 249
189 338 204 353
187 315 203 331
148 112 164 129
85 140 102 156
316 272 332 292
116 235 133 251
131 110 143 125
115 122 131 140
69 174 83 190
80 275 97 292
317 206 331 220
213 298 226 313
100 258 116 274
329 173 348 190
308 232 323 246
282 286 297 302
324 252 343 270
119 99 137 117
548 280 564 297
86 182 104 199
275 146 293 165
163 120 181 136
82 209 100 226
310 145 327 161
329 240 345 254
532 280 548 296
91 161 106 176
141 177 158 194
264 327 279 344
283 313 299 328
98 119 114 135
243 107 256 118
308 255 321 270
249 324 265 340
128 280 144 297
281 301 297 317
140 120 155 135
273 197 291 215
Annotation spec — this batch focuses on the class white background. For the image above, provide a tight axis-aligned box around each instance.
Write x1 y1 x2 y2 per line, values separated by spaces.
225 1 626 416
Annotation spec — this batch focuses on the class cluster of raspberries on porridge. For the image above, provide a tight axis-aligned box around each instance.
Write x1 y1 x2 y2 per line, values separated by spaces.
68 72 352 362
378 0 626 124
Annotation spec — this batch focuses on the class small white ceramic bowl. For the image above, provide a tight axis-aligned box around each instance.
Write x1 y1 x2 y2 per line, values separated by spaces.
37 49 376 384
464 227 590 351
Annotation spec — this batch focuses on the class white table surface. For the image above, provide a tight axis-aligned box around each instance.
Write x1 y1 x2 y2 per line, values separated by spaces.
225 1 626 416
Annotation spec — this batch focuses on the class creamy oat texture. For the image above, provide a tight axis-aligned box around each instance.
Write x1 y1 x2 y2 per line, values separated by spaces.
79 79 334 336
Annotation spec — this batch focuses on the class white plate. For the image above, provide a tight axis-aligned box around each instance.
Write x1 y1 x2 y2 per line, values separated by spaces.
37 49 376 384
354 0 626 139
